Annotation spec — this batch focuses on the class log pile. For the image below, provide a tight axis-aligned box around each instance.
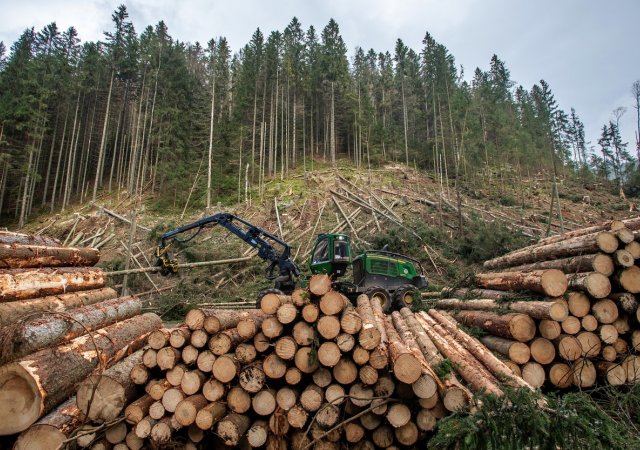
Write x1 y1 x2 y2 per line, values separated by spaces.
435 216 640 389
34 275 532 449
0 231 163 448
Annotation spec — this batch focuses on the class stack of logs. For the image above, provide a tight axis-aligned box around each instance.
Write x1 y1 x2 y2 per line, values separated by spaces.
31 274 532 449
435 216 640 389
0 230 163 449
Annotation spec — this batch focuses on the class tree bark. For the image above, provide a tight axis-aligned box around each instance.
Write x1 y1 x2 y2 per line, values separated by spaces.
483 231 619 270
0 267 106 302
13 396 81 450
435 297 568 321
382 315 421 384
76 349 144 422
479 335 531 364
504 253 614 276
0 313 161 435
0 231 61 247
0 243 99 269
475 269 567 297
0 295 141 365
415 312 503 396
428 310 531 390
452 310 536 342
357 294 381 350
0 287 116 327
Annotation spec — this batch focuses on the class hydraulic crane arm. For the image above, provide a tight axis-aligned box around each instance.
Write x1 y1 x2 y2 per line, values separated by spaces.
155 213 300 291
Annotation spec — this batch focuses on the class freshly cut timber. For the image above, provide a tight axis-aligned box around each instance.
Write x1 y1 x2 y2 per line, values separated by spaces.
0 287 117 328
533 218 640 247
568 272 611 299
616 266 640 293
391 312 442 399
356 294 381 350
0 267 106 302
0 231 61 247
475 269 567 297
0 243 99 269
368 297 389 370
399 308 471 412
382 316 421 384
320 290 348 315
13 396 81 450
440 287 522 300
0 295 142 365
504 253 615 277
428 310 531 390
567 292 591 317
260 293 291 314
203 309 268 336
434 297 568 321
415 312 502 396
479 335 531 364
217 413 251 446
309 274 332 296
610 292 639 315
483 231 619 270
0 313 162 435
76 349 144 422
452 310 536 342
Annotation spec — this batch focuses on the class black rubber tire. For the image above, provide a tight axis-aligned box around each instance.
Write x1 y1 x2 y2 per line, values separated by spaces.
392 285 419 311
363 286 393 313
256 288 285 309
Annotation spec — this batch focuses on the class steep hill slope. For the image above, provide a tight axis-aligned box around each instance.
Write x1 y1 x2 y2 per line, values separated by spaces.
16 161 638 318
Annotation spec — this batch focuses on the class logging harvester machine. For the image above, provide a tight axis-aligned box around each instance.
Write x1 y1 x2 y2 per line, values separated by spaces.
156 213 427 312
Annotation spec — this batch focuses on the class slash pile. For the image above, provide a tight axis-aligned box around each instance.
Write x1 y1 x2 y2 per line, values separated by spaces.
0 231 162 449
436 216 640 389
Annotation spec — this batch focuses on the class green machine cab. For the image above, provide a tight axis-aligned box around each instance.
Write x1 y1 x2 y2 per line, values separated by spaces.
307 233 428 312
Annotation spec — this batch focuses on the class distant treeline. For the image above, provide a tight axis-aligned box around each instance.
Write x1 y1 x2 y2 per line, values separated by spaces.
0 5 637 225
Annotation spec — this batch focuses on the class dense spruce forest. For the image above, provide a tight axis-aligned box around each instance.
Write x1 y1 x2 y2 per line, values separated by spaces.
0 5 638 226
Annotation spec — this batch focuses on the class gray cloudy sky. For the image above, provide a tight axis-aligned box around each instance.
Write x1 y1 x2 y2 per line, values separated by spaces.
2 0 639 156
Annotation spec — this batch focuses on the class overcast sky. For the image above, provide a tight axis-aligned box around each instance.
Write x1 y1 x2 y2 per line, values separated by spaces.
2 0 639 156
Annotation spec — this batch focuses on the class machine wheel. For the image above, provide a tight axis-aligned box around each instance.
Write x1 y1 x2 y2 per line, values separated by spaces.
363 286 392 313
392 285 419 311
256 288 285 309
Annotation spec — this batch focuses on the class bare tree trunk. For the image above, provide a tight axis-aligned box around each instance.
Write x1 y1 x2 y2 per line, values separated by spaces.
331 82 336 168
207 66 217 210
93 70 114 201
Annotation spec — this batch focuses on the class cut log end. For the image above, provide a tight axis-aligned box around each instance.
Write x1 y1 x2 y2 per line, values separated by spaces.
0 363 43 434
540 269 568 297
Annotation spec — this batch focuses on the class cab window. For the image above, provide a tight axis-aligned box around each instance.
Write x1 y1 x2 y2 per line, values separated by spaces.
334 240 350 261
312 238 330 263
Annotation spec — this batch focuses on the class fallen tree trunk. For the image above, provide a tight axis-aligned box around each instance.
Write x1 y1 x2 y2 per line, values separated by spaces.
0 267 106 302
483 231 619 270
76 349 145 423
0 243 100 269
440 288 524 301
0 313 162 435
428 310 532 390
567 272 612 299
479 335 531 364
398 308 471 412
475 269 568 297
452 310 536 342
0 231 61 247
391 312 443 399
382 316 421 384
0 295 142 365
357 294 381 350
534 217 640 246
415 312 503 396
13 396 82 450
0 287 117 327
434 297 568 321
503 253 615 277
